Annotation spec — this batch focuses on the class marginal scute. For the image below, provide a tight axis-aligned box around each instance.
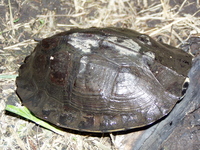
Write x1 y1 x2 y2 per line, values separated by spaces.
16 27 193 132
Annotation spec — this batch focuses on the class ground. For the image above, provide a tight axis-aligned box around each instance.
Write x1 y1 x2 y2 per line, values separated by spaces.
0 0 200 150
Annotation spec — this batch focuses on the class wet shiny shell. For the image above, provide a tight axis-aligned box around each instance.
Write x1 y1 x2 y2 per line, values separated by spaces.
16 27 193 132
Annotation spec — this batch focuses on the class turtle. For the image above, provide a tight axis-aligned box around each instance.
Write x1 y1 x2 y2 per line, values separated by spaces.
16 27 193 132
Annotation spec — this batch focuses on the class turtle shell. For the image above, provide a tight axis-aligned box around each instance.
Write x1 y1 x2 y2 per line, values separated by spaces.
16 27 192 132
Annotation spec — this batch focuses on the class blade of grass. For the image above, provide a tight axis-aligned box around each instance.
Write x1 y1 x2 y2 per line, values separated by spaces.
6 105 65 136
0 74 17 79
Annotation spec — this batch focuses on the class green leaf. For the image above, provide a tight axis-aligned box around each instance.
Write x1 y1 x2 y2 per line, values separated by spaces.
39 19 45 25
13 18 20 23
6 105 65 135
